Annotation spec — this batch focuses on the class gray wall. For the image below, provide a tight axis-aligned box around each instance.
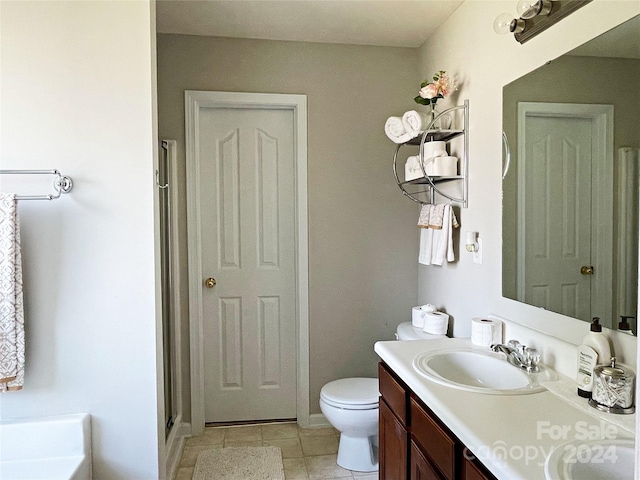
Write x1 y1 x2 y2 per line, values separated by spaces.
156 34 420 418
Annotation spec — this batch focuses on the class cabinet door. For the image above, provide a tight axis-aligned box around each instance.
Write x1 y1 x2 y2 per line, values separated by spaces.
411 397 456 480
410 440 445 480
380 398 408 480
463 456 497 480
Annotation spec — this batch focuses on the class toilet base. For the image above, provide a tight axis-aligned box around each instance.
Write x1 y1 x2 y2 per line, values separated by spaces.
336 434 379 472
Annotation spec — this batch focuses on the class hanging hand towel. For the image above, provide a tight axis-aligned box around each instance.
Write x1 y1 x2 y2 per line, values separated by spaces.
419 205 458 266
418 227 434 265
0 193 25 391
384 116 412 144
417 204 432 228
431 204 454 265
428 203 446 229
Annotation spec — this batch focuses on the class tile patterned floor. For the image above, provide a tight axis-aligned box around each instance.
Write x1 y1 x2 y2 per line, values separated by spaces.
174 422 378 480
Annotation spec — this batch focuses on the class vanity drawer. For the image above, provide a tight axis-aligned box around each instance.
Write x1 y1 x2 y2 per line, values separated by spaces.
379 362 408 425
410 396 456 480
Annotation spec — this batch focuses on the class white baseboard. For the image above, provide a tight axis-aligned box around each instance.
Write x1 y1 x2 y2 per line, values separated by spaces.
166 420 191 480
307 413 331 428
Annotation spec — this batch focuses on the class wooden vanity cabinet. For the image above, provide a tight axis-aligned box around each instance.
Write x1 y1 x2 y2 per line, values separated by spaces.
379 362 496 480
379 362 409 479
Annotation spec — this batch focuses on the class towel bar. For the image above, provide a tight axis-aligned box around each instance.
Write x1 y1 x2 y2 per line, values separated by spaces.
0 169 73 200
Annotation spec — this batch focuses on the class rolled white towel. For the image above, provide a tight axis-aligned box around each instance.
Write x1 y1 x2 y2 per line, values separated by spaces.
402 110 429 137
385 116 412 144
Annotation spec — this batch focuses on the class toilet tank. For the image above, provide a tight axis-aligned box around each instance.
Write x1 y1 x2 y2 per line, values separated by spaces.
396 322 446 341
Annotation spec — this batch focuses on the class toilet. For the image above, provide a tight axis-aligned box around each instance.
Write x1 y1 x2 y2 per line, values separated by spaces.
320 377 380 472
320 322 445 472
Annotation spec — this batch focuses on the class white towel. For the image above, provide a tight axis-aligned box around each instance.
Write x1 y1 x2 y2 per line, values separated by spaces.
418 227 434 265
0 193 24 392
419 204 457 266
402 110 429 137
384 116 412 144
405 155 423 182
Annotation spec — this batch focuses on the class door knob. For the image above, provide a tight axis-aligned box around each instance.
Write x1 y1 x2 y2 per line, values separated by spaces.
205 277 217 288
580 266 594 275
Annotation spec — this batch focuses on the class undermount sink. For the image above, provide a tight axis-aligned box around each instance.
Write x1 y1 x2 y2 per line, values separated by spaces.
413 348 556 394
544 438 635 480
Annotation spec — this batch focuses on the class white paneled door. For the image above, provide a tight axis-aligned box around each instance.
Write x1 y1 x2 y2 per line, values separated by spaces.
523 114 593 319
518 103 613 323
198 106 297 423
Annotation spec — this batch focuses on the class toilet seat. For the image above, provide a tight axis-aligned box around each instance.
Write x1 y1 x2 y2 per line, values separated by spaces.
320 378 379 410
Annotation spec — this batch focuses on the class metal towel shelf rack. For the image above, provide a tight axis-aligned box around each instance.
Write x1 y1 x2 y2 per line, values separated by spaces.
0 169 73 200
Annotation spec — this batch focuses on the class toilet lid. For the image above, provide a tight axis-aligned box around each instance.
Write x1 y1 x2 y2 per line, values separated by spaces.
320 378 379 408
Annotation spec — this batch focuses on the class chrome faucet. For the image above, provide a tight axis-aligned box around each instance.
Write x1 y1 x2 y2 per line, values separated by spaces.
490 340 541 373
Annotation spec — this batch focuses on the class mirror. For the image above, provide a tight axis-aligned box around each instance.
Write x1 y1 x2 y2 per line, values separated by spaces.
502 15 640 331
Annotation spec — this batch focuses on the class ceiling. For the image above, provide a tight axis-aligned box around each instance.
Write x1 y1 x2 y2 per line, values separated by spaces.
156 0 465 48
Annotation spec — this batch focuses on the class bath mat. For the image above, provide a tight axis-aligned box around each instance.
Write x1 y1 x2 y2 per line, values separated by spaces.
193 446 284 480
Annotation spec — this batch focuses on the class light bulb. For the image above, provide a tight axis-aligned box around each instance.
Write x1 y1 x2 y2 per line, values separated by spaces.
493 13 526 35
493 12 516 35
517 0 552 19
517 0 539 19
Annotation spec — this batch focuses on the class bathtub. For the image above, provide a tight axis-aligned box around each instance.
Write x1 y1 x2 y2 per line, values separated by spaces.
0 413 91 479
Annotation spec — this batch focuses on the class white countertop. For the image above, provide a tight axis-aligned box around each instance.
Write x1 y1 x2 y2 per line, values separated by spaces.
374 337 635 480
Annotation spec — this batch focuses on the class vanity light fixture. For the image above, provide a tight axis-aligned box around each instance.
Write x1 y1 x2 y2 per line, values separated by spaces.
494 0 592 44
465 231 479 253
517 0 552 19
493 0 552 35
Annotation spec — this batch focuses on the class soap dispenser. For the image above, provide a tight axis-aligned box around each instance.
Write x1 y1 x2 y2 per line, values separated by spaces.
618 316 634 335
577 317 612 398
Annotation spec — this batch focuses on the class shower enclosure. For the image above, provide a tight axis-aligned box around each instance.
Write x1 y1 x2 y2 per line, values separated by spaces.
159 140 178 438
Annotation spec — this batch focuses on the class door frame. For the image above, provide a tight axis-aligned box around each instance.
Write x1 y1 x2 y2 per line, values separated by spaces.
516 102 614 320
185 91 309 435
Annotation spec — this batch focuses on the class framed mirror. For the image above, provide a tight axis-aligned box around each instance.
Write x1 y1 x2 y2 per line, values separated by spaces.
502 14 640 331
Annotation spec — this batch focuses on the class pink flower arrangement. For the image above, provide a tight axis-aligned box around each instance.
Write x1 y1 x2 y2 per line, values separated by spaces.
414 71 456 106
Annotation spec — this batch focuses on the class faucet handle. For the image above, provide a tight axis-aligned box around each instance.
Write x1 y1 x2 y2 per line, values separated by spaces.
524 347 541 371
507 340 527 360
507 339 521 349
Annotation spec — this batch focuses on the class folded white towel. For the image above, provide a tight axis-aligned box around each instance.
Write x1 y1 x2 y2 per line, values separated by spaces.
385 116 412 144
402 110 429 137
427 156 458 177
405 156 423 182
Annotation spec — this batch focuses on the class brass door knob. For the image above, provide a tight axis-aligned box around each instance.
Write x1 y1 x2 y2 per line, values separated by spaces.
580 266 594 275
205 277 217 288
